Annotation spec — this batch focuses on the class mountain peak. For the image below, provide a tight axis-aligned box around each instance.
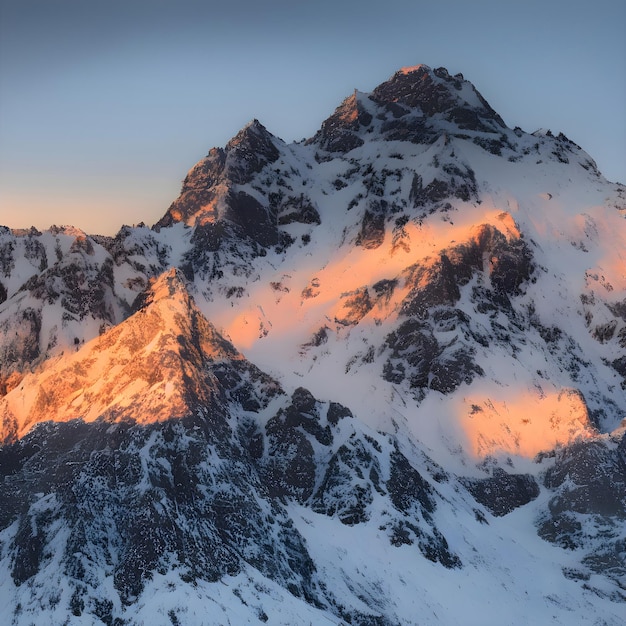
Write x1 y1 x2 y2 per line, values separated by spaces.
307 63 508 156
154 119 281 232
398 63 431 75
223 117 281 183
370 63 506 130
131 266 191 312
0 63 625 624
227 118 273 145
0 268 245 442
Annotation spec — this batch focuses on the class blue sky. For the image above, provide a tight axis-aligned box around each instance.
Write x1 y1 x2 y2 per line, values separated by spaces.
1 0 624 235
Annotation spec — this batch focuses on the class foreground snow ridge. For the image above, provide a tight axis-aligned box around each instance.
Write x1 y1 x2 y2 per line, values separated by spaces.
0 64 625 625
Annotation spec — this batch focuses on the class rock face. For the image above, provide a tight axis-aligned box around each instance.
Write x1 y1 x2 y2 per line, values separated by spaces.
461 468 540 517
155 120 282 248
370 65 506 131
536 433 626 600
0 269 279 443
0 64 625 624
0 275 462 623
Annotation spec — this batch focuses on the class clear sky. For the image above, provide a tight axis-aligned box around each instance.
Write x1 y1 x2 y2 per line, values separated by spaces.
1 0 624 235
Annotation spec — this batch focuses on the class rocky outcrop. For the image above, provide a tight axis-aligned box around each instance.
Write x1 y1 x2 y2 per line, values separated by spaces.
371 65 505 132
156 120 281 248
537 435 626 600
0 269 464 623
461 468 540 516
0 269 280 442
307 91 372 153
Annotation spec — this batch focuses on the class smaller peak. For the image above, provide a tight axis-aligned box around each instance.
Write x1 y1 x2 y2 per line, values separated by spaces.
246 118 267 131
398 64 431 75
228 119 276 148
239 118 267 136
47 224 87 238
149 267 188 297
223 119 281 184
131 267 191 313
226 118 280 154
307 90 373 152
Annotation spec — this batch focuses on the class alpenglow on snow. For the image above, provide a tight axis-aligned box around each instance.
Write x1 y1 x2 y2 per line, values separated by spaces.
0 64 624 625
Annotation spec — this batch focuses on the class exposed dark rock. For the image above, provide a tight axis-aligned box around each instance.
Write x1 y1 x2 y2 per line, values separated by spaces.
411 177 450 208
301 277 321 299
277 194 321 226
179 221 226 281
488 239 534 295
381 116 431 144
401 255 460 317
409 164 478 211
301 326 330 351
356 209 386 249
282 387 332 445
223 190 278 247
12 509 50 585
608 299 626 322
537 436 626 591
473 136 505 155
386 448 460 568
542 439 626 517
309 92 372 153
443 223 533 296
371 65 505 132
311 436 377 525
335 287 373 326
326 402 353 425
428 346 483 394
264 420 317 503
461 468 540 516
388 448 436 516
372 278 398 303
612 355 626 387
383 319 439 387
593 320 617 343
0 239 15 276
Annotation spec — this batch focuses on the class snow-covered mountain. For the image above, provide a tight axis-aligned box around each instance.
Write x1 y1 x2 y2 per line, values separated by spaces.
0 64 624 625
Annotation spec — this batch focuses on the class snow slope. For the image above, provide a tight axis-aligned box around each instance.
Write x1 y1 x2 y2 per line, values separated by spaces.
0 64 624 624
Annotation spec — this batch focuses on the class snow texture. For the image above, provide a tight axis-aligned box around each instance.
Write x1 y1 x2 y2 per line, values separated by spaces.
0 64 625 624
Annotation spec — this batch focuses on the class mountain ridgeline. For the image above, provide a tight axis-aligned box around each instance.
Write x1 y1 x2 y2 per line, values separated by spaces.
0 65 625 625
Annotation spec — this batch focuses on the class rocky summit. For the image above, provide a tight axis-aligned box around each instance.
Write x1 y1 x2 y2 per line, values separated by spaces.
0 65 625 625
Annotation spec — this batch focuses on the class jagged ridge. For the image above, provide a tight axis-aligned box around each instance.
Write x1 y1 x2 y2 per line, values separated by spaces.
0 63 625 624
